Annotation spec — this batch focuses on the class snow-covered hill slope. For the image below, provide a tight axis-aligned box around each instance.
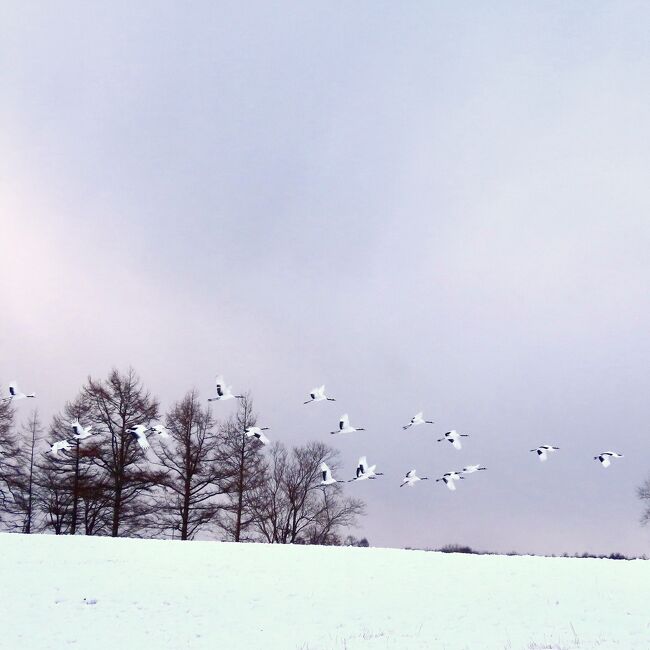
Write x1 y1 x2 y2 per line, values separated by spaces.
1 534 648 650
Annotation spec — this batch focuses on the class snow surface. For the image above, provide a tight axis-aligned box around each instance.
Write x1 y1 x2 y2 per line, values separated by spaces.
2 533 649 650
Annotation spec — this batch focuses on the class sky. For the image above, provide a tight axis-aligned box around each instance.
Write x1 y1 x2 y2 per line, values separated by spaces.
1 1 650 555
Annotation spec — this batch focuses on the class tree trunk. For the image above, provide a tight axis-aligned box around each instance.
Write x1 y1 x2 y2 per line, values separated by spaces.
70 442 80 534
24 421 37 534
180 480 190 540
111 486 122 537
234 433 246 542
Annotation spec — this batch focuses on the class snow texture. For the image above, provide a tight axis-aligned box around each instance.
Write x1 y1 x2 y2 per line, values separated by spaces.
1 533 649 649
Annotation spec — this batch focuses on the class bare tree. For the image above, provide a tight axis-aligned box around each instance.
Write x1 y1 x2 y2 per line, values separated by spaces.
42 397 102 534
72 455 113 536
0 400 16 508
0 399 24 529
82 368 162 536
247 441 365 544
29 393 112 536
33 458 75 534
36 434 112 536
638 478 650 526
216 395 267 541
153 390 223 539
12 410 44 533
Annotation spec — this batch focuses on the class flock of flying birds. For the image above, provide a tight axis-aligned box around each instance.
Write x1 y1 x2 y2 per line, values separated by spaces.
2 377 625 489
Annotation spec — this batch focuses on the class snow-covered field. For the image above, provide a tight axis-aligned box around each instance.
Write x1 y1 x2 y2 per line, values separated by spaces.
2 534 649 650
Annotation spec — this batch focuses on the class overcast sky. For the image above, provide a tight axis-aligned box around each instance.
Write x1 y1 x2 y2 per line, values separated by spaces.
2 1 650 555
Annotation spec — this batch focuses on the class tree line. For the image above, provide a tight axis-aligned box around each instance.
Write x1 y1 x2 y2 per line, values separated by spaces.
0 368 367 545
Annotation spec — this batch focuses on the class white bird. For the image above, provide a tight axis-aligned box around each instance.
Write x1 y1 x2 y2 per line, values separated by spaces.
3 381 36 402
128 425 150 451
435 471 465 490
349 456 384 481
70 419 93 440
402 412 434 430
530 445 560 462
330 414 365 435
50 439 72 456
461 465 487 474
400 469 429 487
594 452 623 468
245 426 270 445
208 376 243 402
320 462 343 485
303 385 335 404
149 424 170 439
437 430 469 450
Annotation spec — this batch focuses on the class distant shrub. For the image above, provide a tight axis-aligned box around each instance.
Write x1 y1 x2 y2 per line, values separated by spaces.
608 552 628 560
574 551 635 561
438 544 475 554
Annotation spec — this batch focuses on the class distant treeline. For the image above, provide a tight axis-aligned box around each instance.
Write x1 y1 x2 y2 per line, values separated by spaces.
404 543 648 560
0 368 365 545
